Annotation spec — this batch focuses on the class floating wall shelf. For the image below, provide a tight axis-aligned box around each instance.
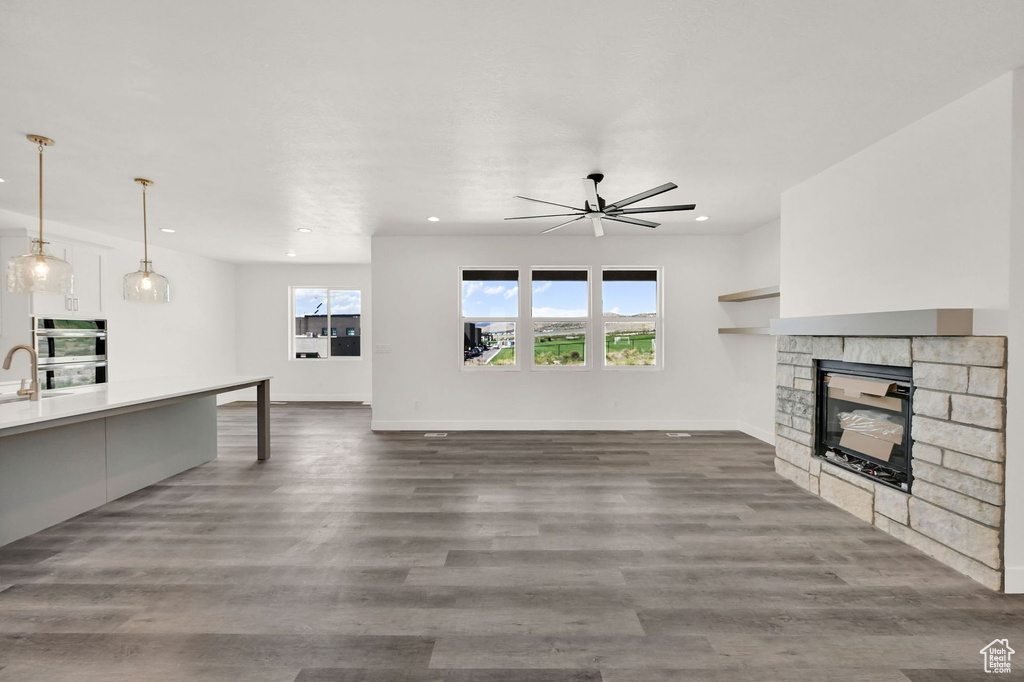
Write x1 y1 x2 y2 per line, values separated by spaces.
717 285 780 303
718 327 771 335
717 285 780 336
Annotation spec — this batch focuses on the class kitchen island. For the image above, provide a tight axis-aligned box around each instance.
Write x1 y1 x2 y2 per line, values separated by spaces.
0 375 271 546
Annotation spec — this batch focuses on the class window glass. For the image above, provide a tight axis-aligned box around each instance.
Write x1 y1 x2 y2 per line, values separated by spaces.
292 288 362 359
328 289 361 357
602 270 657 317
532 270 588 318
534 321 586 366
330 289 361 315
464 322 516 366
462 269 518 318
293 288 330 358
605 321 657 366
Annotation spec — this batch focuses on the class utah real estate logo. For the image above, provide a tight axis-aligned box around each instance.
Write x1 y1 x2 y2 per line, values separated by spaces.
980 639 1014 673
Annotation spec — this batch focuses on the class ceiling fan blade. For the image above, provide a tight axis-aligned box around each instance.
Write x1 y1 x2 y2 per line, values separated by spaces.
514 195 585 212
504 212 583 220
541 216 585 234
583 177 602 211
591 216 604 238
603 215 660 228
604 182 678 210
607 204 696 215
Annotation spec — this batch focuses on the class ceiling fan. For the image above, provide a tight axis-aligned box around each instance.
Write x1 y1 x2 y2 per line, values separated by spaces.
505 173 696 237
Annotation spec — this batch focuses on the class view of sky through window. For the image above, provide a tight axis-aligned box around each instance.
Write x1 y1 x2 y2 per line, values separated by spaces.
461 279 519 318
294 289 328 316
532 279 588 318
603 281 657 316
330 290 361 314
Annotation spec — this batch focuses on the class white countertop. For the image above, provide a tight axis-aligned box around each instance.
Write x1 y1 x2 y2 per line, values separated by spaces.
0 375 270 434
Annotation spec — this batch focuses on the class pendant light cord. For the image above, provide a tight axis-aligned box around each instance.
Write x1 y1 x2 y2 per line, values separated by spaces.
37 140 44 251
142 182 149 272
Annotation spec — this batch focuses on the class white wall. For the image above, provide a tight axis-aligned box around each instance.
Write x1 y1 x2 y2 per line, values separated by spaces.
780 73 1014 334
371 235 748 431
1004 68 1024 592
724 219 781 443
233 264 372 402
778 69 1024 591
0 210 238 399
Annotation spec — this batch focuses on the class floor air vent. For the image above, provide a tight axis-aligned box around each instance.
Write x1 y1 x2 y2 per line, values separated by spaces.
666 432 692 437
424 432 448 438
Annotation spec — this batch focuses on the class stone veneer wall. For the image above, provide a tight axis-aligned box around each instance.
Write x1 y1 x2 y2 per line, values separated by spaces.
774 336 1008 590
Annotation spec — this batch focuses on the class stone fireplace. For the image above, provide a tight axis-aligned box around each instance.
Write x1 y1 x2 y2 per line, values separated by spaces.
774 335 1007 590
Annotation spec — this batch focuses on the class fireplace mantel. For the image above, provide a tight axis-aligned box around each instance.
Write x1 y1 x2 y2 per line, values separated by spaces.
770 308 973 337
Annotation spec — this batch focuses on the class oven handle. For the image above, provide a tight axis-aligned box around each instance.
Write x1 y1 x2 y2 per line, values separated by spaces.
35 330 107 338
37 361 108 371
38 355 107 367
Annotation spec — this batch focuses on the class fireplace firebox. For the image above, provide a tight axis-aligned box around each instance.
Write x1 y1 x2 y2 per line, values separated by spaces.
815 360 914 491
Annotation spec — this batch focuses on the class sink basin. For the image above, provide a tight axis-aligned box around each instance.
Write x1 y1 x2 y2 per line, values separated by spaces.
0 392 72 404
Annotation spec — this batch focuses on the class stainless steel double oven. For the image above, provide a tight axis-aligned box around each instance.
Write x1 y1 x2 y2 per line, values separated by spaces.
34 318 108 389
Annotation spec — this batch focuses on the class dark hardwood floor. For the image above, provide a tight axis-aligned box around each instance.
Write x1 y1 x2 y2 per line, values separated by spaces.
1 403 1023 680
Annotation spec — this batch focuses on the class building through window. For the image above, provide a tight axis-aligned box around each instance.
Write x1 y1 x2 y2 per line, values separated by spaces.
292 288 362 359
461 269 518 367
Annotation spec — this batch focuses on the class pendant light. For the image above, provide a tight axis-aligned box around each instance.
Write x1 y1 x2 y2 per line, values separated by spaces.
123 178 170 302
5 135 74 294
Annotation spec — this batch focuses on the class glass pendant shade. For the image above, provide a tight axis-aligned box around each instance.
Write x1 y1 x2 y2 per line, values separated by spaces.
7 135 74 295
123 260 170 302
124 178 170 303
6 240 74 294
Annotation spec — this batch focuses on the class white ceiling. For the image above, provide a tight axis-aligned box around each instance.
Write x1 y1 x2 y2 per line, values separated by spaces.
2 1 1024 264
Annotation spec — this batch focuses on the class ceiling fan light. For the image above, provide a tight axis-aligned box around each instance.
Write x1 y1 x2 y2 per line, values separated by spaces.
695 215 709 221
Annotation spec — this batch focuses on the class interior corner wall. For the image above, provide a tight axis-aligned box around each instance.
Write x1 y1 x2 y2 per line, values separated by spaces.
780 72 1013 333
233 263 372 402
1003 66 1024 593
371 235 744 431
0 211 238 400
726 219 781 443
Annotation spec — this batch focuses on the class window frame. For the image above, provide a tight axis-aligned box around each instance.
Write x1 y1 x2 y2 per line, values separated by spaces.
289 286 364 362
600 267 663 371
459 267 521 372
529 266 593 371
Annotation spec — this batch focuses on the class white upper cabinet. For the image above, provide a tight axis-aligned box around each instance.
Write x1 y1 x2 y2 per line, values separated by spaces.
31 239 105 319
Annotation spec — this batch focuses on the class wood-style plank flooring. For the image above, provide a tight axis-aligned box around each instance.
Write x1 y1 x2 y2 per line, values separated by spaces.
1 403 1023 680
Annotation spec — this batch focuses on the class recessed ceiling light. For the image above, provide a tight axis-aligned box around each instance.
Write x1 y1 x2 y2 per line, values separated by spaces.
297 228 312 233
0 178 5 183
427 216 440 222
160 228 175 233
695 215 709 221
286 252 297 257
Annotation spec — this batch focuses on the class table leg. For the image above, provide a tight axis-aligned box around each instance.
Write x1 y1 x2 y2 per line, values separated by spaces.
256 379 271 461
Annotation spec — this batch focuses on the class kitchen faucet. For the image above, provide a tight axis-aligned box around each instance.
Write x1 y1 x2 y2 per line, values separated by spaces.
3 344 40 401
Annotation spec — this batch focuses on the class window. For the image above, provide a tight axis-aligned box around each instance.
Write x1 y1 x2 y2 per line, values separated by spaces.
602 269 659 367
461 269 518 367
291 287 362 359
531 269 589 367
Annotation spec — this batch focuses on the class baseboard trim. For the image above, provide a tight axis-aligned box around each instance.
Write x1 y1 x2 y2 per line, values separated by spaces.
369 419 737 432
736 421 775 445
220 393 371 404
1003 566 1023 593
